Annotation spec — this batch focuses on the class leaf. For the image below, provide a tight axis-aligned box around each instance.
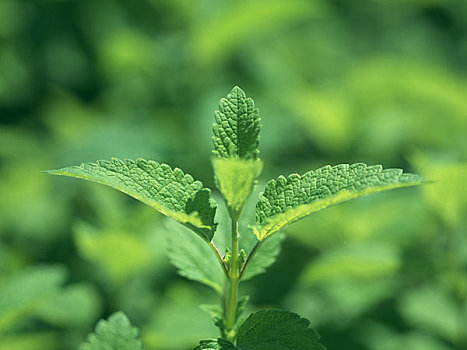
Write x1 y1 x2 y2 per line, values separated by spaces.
164 220 225 294
144 284 219 349
242 233 285 281
0 266 67 334
74 221 154 284
302 243 400 282
212 158 263 216
398 285 462 342
254 163 422 240
191 0 322 63
0 332 60 350
212 86 261 160
79 311 143 350
36 284 101 328
413 157 467 227
236 309 325 350
45 158 217 240
194 339 237 350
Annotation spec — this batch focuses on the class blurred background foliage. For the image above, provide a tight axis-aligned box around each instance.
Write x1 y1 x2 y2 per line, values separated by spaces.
0 0 466 349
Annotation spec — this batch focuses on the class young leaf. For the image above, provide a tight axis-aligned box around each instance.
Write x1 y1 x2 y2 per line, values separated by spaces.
194 339 237 350
254 163 422 240
236 309 325 350
79 311 143 350
212 158 263 217
164 220 225 294
212 86 261 160
45 158 217 241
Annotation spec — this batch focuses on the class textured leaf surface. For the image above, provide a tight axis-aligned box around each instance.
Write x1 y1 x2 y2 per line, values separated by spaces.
255 163 422 239
194 339 237 350
79 311 142 350
213 86 261 159
213 158 262 216
236 309 325 350
164 220 224 294
46 158 217 240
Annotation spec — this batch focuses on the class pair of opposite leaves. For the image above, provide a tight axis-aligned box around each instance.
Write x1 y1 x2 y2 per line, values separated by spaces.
46 86 422 246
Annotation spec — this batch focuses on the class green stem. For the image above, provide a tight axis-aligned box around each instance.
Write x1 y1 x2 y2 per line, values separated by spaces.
225 216 239 341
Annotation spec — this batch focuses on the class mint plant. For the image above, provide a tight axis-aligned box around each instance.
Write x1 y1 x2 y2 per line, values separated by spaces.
46 86 423 349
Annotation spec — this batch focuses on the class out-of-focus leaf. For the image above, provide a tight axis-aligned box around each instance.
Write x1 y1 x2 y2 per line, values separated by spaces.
0 266 66 334
192 0 323 63
143 284 218 350
362 323 453 350
79 311 143 350
74 222 154 284
413 157 467 228
285 278 395 327
302 244 400 282
398 285 463 343
36 284 101 328
0 332 60 350
286 89 353 153
0 159 69 239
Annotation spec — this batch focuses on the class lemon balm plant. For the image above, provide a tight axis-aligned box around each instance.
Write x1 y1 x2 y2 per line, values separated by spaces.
46 87 423 350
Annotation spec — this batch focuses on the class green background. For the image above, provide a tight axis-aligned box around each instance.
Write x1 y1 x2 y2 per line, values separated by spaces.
0 0 466 349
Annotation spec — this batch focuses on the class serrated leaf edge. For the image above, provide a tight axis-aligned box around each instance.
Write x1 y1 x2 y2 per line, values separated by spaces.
254 164 423 240
45 158 217 240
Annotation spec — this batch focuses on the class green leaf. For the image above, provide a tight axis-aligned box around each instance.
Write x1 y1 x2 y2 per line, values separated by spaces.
164 220 225 294
398 285 462 342
144 284 220 349
254 163 422 240
212 86 261 160
236 309 325 350
79 311 143 350
73 221 155 284
36 284 101 328
0 332 60 350
302 243 400 282
0 266 66 334
212 158 263 217
45 158 217 241
194 339 237 350
242 233 285 281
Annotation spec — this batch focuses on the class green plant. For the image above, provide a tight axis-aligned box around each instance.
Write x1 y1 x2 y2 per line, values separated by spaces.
46 86 423 350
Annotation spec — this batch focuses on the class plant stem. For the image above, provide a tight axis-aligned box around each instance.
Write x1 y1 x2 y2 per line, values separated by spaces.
225 216 239 341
